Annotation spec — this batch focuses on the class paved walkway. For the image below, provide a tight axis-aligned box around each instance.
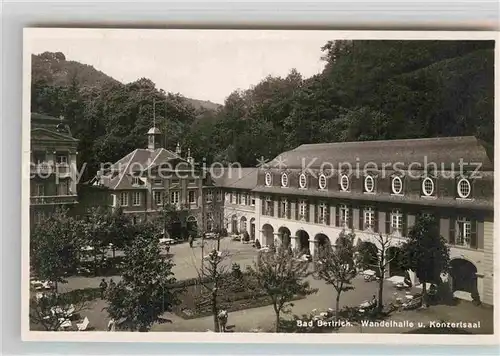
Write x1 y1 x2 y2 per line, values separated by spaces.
58 238 256 293
52 239 493 334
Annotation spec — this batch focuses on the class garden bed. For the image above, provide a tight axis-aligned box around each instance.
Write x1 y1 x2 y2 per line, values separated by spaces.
172 274 306 320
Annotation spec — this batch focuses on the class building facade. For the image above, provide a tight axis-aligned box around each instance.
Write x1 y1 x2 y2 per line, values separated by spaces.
88 127 223 237
30 113 79 224
213 136 494 305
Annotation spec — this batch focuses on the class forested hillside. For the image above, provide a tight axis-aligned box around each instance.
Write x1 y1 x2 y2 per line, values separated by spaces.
31 40 494 180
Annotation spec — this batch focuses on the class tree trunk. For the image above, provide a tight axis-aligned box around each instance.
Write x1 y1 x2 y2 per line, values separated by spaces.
377 269 384 312
274 305 281 333
212 289 219 332
335 292 341 319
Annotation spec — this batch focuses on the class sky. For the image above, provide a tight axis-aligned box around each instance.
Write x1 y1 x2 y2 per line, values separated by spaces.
26 29 336 104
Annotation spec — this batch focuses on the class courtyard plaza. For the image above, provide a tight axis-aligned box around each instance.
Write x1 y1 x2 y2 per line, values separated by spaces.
53 238 493 334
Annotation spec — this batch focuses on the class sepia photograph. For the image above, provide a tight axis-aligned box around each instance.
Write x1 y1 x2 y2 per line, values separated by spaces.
23 29 495 342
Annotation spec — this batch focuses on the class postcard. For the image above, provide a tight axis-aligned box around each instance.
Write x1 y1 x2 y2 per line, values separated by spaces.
22 28 498 344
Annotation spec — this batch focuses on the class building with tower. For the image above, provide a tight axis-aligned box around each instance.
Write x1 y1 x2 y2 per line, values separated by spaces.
88 124 222 238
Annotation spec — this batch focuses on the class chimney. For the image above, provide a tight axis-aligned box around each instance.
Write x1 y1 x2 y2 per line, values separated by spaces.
175 142 182 155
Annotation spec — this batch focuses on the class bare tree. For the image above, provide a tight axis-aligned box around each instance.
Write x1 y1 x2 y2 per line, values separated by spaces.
356 234 398 312
247 247 317 332
313 231 357 319
193 248 231 332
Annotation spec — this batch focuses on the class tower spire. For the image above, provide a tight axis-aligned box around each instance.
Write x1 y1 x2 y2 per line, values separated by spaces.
147 98 161 150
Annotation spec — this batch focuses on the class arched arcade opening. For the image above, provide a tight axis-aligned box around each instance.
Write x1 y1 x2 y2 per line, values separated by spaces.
278 226 292 249
261 224 274 247
296 229 310 255
314 233 332 256
450 258 479 301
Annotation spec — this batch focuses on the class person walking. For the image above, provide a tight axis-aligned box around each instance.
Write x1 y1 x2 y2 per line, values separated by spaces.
188 234 194 248
99 278 108 299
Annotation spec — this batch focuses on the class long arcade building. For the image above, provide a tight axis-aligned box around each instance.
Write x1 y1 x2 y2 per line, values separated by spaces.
213 136 494 306
87 129 493 306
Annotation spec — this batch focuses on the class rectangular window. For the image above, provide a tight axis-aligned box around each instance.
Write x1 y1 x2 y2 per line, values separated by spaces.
111 194 117 207
57 180 69 196
391 210 403 231
339 205 349 227
170 191 180 204
318 203 327 224
251 194 256 206
225 192 231 202
132 177 140 186
154 191 163 205
189 190 196 204
265 197 273 216
299 200 307 219
56 154 68 165
132 191 141 206
36 184 45 196
241 194 247 205
232 192 237 204
456 218 472 247
206 213 214 231
33 151 46 164
206 190 213 202
364 207 374 229
120 192 129 206
153 179 163 186
217 190 222 201
280 200 288 218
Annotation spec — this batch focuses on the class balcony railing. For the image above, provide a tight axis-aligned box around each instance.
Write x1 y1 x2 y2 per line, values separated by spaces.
30 195 78 205
30 163 72 175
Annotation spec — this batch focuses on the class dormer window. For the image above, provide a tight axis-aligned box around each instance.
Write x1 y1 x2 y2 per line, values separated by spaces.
340 174 350 192
265 172 272 187
318 174 327 190
391 176 403 195
422 177 435 197
281 173 289 188
364 175 375 193
132 177 140 186
457 178 472 199
299 173 307 189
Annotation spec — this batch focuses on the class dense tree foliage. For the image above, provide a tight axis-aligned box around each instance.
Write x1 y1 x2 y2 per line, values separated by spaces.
400 215 450 307
30 208 82 288
104 229 180 331
32 40 494 174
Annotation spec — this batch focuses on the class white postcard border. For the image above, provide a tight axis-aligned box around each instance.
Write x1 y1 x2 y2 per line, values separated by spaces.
22 28 500 345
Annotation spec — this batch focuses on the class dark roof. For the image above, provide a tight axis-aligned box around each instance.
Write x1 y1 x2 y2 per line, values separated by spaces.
211 168 258 189
268 136 493 171
95 148 186 190
31 113 74 138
